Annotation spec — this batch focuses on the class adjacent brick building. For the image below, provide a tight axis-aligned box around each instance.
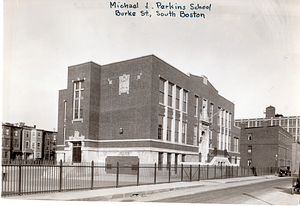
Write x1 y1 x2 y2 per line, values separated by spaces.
56 55 240 165
240 122 293 169
236 106 299 173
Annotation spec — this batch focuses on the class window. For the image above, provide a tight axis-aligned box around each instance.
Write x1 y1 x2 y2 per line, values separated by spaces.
193 125 198 146
158 152 163 170
209 131 213 149
159 78 165 104
183 90 188 113
202 99 208 119
248 133 252 140
5 129 9 135
167 153 171 166
182 122 187 144
194 96 199 117
228 135 231 151
281 119 287 126
247 159 252 166
13 139 19 148
257 121 262 127
209 103 214 123
229 113 231 129
37 142 41 149
248 146 252 153
182 154 186 162
249 121 255 127
175 119 179 142
32 142 35 149
158 115 164 140
273 120 279 126
4 138 10 147
73 80 84 120
14 131 18 136
175 86 180 110
26 141 29 149
168 82 173 107
217 107 221 125
233 137 239 152
289 119 296 127
167 117 172 141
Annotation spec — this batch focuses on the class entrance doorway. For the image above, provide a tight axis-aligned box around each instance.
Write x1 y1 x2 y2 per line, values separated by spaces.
72 142 82 163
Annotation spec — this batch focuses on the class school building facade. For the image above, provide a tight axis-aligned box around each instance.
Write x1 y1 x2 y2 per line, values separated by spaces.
56 55 240 166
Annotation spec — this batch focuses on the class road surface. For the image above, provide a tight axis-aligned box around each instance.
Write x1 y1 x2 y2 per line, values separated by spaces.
111 177 299 205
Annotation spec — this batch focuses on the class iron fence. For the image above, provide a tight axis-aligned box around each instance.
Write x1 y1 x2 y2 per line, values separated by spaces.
1 160 277 197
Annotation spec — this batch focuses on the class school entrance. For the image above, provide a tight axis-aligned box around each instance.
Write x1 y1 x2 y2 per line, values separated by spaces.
72 142 82 163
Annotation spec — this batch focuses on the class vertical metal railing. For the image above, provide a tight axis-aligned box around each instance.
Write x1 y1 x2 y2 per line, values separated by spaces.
2 161 275 197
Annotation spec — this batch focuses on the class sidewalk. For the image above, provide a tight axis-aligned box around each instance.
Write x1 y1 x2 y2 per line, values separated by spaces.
3 175 278 201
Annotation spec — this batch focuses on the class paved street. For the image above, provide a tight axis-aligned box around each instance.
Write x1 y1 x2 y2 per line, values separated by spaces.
111 177 299 205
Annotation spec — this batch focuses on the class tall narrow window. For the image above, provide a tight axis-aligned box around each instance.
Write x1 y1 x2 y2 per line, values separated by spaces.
73 80 84 120
175 119 179 142
158 115 164 140
167 117 172 141
158 152 163 170
248 133 252 140
175 86 180 110
217 107 221 125
183 90 188 113
193 125 198 146
182 122 187 144
202 99 208 119
229 113 232 129
194 96 199 117
167 153 171 167
168 82 173 107
159 78 165 104
247 159 252 166
209 103 214 123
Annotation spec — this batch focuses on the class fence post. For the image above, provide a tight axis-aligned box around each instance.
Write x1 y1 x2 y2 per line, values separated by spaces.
225 165 227 179
181 164 183 182
116 162 119 188
190 165 192 182
59 160 62 192
198 164 200 181
91 161 94 190
168 163 171 183
137 162 139 186
18 161 22 195
154 163 156 184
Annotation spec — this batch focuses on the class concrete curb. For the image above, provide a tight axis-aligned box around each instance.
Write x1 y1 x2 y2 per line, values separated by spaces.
71 184 206 201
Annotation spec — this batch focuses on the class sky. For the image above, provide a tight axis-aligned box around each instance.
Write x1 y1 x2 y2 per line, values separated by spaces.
2 0 300 131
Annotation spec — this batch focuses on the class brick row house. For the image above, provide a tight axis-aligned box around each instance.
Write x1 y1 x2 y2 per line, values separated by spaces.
2 122 57 162
56 55 241 166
